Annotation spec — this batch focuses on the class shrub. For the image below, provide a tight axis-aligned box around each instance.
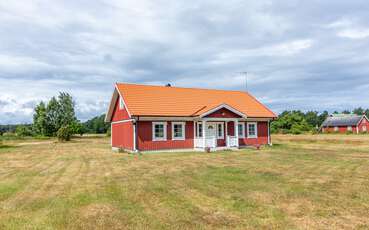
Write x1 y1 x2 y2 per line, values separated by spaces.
15 125 33 137
106 127 111 137
57 125 72 142
345 130 353 135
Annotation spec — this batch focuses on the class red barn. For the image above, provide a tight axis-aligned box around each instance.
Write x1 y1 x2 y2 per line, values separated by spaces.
105 83 277 152
321 114 369 134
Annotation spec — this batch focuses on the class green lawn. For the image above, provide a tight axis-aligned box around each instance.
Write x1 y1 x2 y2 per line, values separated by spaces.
0 135 368 229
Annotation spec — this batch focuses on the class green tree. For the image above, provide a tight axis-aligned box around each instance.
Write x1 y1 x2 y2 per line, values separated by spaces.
271 111 312 134
83 114 110 133
342 110 351 114
318 111 329 127
15 125 33 137
33 101 47 135
305 111 319 129
45 97 60 136
33 92 78 138
57 92 77 128
57 125 72 142
353 107 364 115
70 121 85 136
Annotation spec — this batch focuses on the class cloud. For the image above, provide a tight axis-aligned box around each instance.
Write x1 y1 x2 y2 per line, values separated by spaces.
1 0 369 124
337 28 369 39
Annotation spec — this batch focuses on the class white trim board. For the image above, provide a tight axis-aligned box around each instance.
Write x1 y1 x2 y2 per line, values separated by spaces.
105 85 132 122
247 122 258 138
172 122 186 140
199 104 247 118
152 122 167 141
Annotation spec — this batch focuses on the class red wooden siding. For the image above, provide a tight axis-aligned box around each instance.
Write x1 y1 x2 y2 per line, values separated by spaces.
137 121 194 151
239 122 269 146
111 122 134 150
323 126 356 133
111 96 130 122
358 117 369 133
205 108 242 118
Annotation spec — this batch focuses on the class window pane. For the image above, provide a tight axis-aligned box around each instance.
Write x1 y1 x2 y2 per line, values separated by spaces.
248 124 256 136
155 124 164 138
218 124 222 137
238 124 243 136
174 124 183 138
198 124 202 137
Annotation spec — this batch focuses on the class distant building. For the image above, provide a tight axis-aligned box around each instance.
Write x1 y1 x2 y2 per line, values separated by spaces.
321 114 369 134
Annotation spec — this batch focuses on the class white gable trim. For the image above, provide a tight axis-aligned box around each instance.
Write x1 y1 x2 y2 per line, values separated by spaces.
105 84 132 122
199 104 247 119
356 115 369 126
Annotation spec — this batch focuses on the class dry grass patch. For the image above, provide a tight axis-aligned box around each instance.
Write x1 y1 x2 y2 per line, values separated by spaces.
0 135 369 229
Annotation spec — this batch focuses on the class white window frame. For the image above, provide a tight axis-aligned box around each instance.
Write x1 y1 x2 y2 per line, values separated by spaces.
238 123 245 138
119 97 125 110
172 122 185 140
216 123 224 139
196 122 203 138
334 126 339 132
247 122 258 139
363 126 367 132
347 126 352 131
152 122 167 141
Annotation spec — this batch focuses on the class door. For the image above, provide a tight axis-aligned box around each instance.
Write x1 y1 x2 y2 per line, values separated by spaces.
206 123 217 147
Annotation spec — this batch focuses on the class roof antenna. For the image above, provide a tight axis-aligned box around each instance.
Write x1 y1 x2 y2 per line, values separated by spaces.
240 72 248 92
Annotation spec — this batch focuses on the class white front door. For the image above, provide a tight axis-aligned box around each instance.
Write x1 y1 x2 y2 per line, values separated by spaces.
205 123 217 147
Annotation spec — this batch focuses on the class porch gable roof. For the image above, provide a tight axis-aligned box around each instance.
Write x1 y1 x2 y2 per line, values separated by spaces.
199 104 246 118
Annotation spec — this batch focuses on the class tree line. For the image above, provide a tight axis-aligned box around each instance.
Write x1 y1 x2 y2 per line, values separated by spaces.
271 108 369 134
2 93 369 138
1 93 110 140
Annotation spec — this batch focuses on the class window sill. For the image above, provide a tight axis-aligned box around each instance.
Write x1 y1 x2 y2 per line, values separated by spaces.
172 138 185 141
153 139 167 141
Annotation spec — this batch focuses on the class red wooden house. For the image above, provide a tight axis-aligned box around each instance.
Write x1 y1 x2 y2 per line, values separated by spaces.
105 83 277 152
321 114 369 134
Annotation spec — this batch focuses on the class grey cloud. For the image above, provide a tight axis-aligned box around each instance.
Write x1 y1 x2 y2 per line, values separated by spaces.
1 0 369 124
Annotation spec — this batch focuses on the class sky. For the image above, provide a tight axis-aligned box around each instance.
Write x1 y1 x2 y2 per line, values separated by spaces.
1 0 369 124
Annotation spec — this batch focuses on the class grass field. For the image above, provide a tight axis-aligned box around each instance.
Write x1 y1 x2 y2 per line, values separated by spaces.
0 135 369 229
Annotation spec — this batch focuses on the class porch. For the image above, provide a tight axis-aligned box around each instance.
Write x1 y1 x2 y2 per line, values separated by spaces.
193 119 241 150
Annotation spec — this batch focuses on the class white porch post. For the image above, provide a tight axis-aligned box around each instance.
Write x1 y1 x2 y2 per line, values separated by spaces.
202 120 206 148
225 121 228 147
235 119 239 147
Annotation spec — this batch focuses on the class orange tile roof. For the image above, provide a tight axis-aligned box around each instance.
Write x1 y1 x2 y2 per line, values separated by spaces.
116 83 276 118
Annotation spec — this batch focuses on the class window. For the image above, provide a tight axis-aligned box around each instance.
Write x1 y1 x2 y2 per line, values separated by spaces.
196 122 203 137
217 123 224 139
152 122 167 141
334 126 339 132
363 126 367 132
238 123 245 138
172 122 185 140
119 97 124 110
347 126 352 131
247 122 257 138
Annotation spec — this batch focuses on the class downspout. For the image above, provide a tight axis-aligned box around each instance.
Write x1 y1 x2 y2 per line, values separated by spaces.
134 116 139 152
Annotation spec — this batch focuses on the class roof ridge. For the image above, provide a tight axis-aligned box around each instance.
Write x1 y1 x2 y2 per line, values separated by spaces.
116 82 246 93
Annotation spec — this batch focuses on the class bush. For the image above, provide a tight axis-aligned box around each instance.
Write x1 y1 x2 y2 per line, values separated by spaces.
57 125 72 142
15 125 33 137
106 127 111 137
